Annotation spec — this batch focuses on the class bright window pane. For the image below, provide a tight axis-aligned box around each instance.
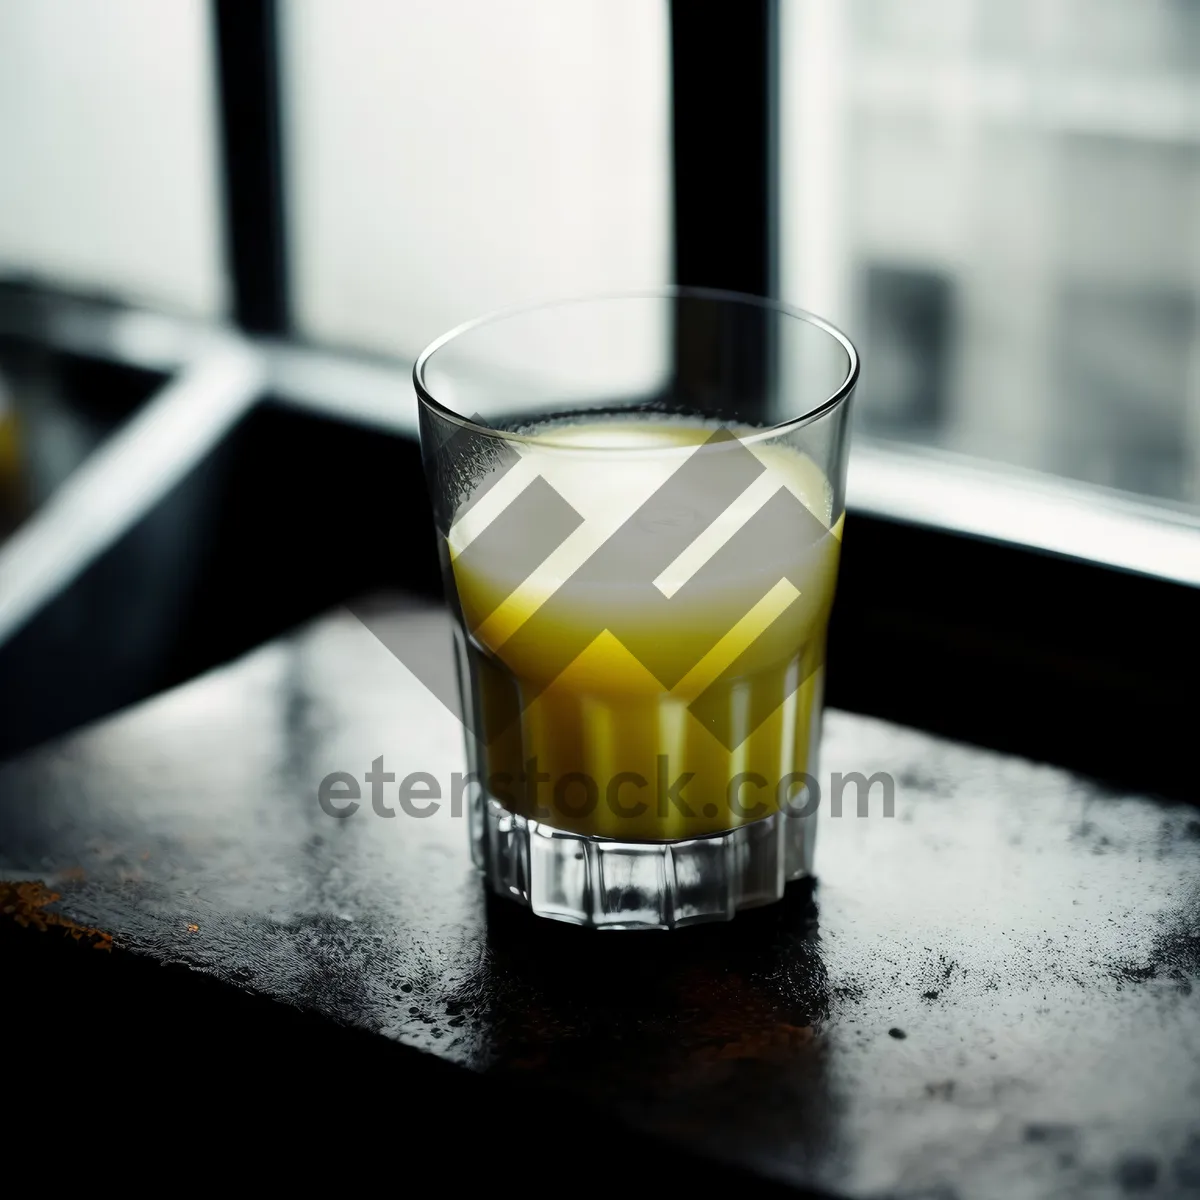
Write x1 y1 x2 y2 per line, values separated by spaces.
282 0 671 360
781 0 1200 507
0 0 226 316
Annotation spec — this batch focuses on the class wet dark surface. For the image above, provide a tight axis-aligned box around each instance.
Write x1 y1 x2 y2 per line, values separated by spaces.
1 596 1198 1197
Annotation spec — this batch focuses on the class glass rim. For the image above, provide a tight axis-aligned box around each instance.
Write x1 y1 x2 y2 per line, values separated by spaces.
412 286 860 452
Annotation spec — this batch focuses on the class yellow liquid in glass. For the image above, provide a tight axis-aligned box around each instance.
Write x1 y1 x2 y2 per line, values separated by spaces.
447 418 843 840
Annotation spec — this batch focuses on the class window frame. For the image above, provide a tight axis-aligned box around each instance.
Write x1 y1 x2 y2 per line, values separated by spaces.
0 0 1196 796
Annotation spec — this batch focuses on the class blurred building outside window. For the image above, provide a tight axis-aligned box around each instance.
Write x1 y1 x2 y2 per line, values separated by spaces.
782 0 1200 508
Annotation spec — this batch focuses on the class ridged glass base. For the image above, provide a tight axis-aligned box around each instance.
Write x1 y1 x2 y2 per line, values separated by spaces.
468 788 817 930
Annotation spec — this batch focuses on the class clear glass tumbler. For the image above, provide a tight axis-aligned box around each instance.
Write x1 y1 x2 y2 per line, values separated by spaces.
415 289 858 929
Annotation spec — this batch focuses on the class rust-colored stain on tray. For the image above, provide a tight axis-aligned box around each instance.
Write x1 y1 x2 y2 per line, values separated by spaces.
0 880 112 950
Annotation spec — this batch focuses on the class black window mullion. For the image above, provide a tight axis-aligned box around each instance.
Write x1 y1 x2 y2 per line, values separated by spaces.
669 0 777 298
212 0 289 335
669 1 779 416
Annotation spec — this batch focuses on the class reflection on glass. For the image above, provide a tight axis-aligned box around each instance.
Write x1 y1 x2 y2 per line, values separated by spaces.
782 0 1200 508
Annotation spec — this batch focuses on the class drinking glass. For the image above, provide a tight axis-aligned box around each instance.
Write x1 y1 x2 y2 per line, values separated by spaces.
415 289 858 929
